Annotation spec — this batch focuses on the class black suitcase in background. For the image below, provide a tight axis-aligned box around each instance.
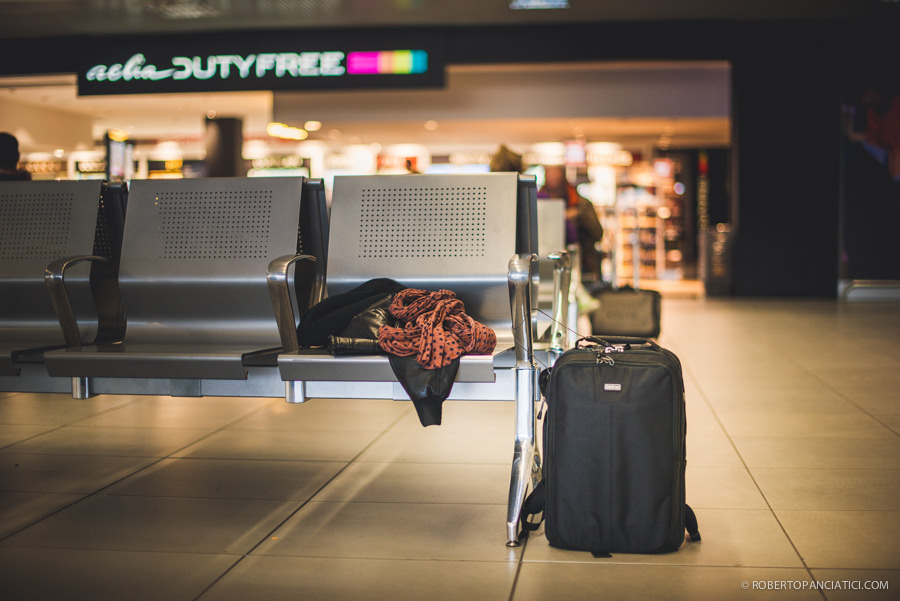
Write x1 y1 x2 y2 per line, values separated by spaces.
589 285 661 339
522 336 699 554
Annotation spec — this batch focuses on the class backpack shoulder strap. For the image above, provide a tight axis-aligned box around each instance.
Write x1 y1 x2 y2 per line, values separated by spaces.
518 480 546 537
685 504 701 542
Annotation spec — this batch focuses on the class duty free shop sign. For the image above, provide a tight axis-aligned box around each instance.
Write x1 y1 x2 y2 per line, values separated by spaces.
78 47 440 95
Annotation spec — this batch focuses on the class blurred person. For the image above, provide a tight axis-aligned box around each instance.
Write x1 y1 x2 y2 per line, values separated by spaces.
0 132 31 181
842 86 900 279
489 144 525 173
539 164 604 282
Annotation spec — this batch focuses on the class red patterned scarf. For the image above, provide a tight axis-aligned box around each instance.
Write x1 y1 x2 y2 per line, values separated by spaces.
377 288 497 369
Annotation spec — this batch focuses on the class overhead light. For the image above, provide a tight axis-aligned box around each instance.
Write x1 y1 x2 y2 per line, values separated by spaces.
107 129 129 142
586 142 632 167
385 143 427 157
266 122 308 140
424 120 439 131
150 0 221 20
528 142 566 166
243 140 269 160
304 120 322 132
153 141 183 161
510 0 570 9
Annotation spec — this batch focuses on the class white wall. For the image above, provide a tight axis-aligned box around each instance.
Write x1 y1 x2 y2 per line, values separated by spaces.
0 97 94 152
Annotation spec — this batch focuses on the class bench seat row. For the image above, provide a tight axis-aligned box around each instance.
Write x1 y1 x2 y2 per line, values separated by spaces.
0 173 572 546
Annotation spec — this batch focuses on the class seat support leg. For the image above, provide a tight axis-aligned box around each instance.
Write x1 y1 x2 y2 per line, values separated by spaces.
72 376 91 399
506 253 539 547
507 365 537 546
285 380 307 403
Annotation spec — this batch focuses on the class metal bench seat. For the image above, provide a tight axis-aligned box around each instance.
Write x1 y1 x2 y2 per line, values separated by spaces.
44 176 327 398
48 343 277 379
280 348 500 382
0 180 126 393
266 173 572 546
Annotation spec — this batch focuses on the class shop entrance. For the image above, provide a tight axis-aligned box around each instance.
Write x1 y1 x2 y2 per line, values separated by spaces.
3 61 732 294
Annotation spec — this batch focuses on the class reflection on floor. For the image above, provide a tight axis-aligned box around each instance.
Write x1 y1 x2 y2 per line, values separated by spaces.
1 299 899 600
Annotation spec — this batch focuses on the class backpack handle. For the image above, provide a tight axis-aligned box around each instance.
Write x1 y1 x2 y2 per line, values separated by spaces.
576 335 660 351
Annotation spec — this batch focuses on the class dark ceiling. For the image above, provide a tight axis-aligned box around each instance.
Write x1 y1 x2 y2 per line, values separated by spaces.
0 0 885 40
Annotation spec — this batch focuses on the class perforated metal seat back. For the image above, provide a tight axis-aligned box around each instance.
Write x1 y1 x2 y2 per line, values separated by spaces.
328 173 519 333
119 177 304 346
0 181 104 348
537 198 566 290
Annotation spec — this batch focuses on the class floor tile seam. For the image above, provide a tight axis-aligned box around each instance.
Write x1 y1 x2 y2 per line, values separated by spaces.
246 553 518 564
808 565 900 574
223 427 407 433
679 503 779 510
742 466 900 472
81 491 338 502
706 422 900 433
79 417 424 503
767 340 900 440
723 434 900 442
348 460 511 466
809 567 900 573
518 559 817 569
115 455 350 465
773 508 900 513
680 359 818 582
0 398 292 544
0 487 207 496
770 507 900 513
508 539 528 601
0 422 86 451
0 545 244 559
298 500 509 506
37 424 262 431
0 397 283 454
729 432 900 440
360 405 417 433
0 540 235 554
195 556 523 600
135 397 301 458
191 404 496 601
353 460 517 465
169 454 371 462
0 451 177 458
0 488 97 495
189 554 263 600
0 468 168 543
48 396 147 428
224 406 419 559
29 398 282 431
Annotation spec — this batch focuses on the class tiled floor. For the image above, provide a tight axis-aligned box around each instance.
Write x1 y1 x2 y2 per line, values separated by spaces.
1 299 899 600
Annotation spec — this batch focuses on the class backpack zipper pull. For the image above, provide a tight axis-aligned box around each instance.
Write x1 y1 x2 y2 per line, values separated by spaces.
597 354 615 366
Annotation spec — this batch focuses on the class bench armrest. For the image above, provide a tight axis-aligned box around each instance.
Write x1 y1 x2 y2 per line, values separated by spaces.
508 254 538 369
44 255 108 349
547 250 572 363
267 254 320 353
